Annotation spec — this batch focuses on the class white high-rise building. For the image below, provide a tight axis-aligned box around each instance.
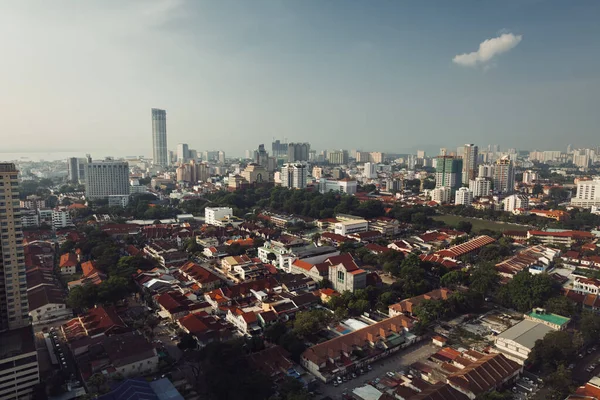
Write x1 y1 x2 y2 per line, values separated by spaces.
281 163 308 189
522 170 539 185
431 187 451 204
455 187 473 206
469 177 492 198
571 178 600 208
363 162 377 179
52 209 74 229
85 159 130 199
478 164 494 179
504 194 529 213
493 156 515 194
152 108 168 166
177 143 189 164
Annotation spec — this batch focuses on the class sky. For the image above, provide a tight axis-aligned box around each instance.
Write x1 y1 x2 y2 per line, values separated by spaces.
1 0 599 158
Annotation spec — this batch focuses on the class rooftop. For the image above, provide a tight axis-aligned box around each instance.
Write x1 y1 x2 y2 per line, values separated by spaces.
526 309 570 327
497 320 553 350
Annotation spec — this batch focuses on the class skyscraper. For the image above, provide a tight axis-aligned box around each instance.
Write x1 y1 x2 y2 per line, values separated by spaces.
287 143 310 162
151 108 168 166
493 156 515 194
462 144 479 182
0 164 29 331
177 143 189 164
271 140 288 159
85 159 130 199
254 144 269 167
281 163 308 189
435 156 463 192
67 157 88 183
0 163 41 400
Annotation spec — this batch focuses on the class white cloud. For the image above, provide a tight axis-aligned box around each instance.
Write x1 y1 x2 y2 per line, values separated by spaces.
453 33 522 67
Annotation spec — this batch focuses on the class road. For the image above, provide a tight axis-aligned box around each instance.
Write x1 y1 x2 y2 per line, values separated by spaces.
317 341 437 399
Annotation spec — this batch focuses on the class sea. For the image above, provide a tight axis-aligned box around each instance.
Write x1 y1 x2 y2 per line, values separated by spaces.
0 151 145 162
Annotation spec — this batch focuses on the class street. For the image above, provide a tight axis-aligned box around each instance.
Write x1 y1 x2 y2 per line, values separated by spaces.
316 341 437 399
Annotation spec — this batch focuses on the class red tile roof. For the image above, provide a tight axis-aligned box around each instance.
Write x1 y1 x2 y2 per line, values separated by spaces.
60 253 78 269
435 235 496 259
447 353 520 396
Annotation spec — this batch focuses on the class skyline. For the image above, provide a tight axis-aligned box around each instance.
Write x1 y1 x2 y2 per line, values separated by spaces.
1 0 600 157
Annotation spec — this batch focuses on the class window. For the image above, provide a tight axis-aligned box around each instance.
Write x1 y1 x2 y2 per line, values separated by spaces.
337 270 344 283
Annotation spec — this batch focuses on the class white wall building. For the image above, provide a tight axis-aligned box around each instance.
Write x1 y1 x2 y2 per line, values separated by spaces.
455 187 473 206
478 164 494 179
495 320 553 365
281 163 308 189
318 178 357 195
431 187 451 204
108 195 130 208
21 210 40 228
334 219 368 236
571 178 600 208
51 210 73 230
205 207 233 226
504 194 529 213
469 177 492 198
84 159 130 199
363 162 377 179
522 170 539 185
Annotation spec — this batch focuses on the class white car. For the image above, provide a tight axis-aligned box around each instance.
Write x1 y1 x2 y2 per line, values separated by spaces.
386 372 396 378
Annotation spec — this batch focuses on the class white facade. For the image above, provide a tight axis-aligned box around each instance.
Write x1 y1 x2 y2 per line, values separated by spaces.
318 178 357 195
469 177 491 198
571 178 600 208
455 187 473 206
281 163 308 189
177 143 189 163
84 160 130 199
363 162 377 179
477 164 494 178
493 156 515 194
522 170 538 185
51 210 73 230
205 207 233 226
20 210 39 228
431 187 451 204
504 194 529 213
334 220 368 236
108 195 130 208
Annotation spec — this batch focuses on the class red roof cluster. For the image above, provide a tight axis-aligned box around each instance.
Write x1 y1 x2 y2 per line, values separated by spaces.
435 235 496 259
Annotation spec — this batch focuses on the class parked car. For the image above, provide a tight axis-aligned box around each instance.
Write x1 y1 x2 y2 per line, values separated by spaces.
386 372 396 378
352 373 357 379
367 365 372 371
337 377 343 384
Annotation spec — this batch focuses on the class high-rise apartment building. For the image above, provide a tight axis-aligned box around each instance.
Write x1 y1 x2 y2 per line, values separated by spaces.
287 143 310 163
271 140 288 159
469 177 492 198
176 160 210 184
218 151 226 164
455 187 473 206
67 157 88 183
478 164 494 179
85 160 130 199
281 163 308 189
522 170 539 185
504 194 529 213
177 143 189 164
0 163 41 399
571 178 600 208
435 156 463 192
462 144 479 182
0 164 29 331
151 108 168 166
493 156 515 194
328 150 349 165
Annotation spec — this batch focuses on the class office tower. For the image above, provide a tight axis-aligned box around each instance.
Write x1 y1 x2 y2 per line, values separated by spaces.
462 144 479 182
85 159 130 199
67 157 88 183
254 144 269 167
435 156 463 192
177 143 189 164
493 156 515 194
0 163 41 399
469 177 492 198
571 178 600 208
271 140 288 159
328 150 348 165
188 149 198 161
151 108 168 166
455 187 473 206
281 163 308 189
287 143 310 162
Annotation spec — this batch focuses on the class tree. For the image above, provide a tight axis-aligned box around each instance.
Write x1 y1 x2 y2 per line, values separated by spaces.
97 276 129 305
544 364 573 399
87 373 107 394
440 270 468 289
456 221 473 234
311 233 321 244
264 322 287 344
528 330 579 372
318 278 332 289
178 333 197 351
60 240 76 255
496 272 559 312
580 311 600 345
469 263 500 296
532 184 544 196
544 296 576 318
67 284 98 309
293 309 332 338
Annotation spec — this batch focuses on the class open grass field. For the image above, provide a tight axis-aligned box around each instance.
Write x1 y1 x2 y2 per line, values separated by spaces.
432 214 531 233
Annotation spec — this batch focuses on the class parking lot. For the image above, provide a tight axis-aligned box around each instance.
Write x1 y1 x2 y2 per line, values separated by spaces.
316 341 437 399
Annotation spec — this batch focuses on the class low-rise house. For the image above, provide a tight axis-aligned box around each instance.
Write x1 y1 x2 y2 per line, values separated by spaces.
524 308 570 331
226 308 261 335
301 314 414 382
389 288 453 317
59 253 78 275
177 311 236 347
387 240 416 254
179 261 223 292
326 254 367 293
155 291 212 320
495 245 560 278
28 285 71 324
434 235 496 260
62 306 129 346
347 231 383 243
97 378 183 400
527 230 594 247
573 277 600 295
446 353 521 399
566 376 600 399
290 259 329 282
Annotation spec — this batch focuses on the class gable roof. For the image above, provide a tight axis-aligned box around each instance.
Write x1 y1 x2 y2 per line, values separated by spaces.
447 353 520 396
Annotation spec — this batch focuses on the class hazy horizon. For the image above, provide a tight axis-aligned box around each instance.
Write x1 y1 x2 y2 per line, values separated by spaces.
2 0 599 157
